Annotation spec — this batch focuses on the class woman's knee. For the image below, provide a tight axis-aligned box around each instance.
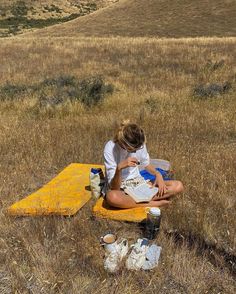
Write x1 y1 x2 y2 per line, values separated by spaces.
175 181 184 194
106 190 121 206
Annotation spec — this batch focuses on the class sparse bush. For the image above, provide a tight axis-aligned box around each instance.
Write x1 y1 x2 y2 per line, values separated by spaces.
73 2 97 12
39 75 113 107
11 1 28 17
78 76 114 107
205 59 225 71
37 75 78 107
66 13 80 21
41 75 76 87
145 96 159 113
39 95 64 107
0 75 114 108
0 83 28 100
193 82 232 99
7 24 21 35
43 4 62 14
88 3 97 10
0 6 7 17
40 75 114 107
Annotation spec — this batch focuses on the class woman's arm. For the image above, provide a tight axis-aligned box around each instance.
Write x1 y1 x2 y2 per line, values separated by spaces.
145 164 167 196
110 157 139 190
110 166 122 190
104 142 139 190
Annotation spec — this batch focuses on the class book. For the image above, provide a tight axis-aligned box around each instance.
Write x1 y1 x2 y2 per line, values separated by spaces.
124 182 159 203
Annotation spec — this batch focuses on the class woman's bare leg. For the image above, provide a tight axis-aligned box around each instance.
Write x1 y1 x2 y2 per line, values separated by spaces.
106 180 183 208
106 190 170 209
152 180 184 200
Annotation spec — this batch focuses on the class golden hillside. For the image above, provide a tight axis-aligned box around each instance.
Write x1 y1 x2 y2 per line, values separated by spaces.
26 0 236 38
0 0 117 37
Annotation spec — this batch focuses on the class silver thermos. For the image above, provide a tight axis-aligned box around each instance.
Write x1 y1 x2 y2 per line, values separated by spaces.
145 207 161 240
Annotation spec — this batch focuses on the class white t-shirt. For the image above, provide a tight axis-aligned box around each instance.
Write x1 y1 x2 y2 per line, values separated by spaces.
103 140 150 184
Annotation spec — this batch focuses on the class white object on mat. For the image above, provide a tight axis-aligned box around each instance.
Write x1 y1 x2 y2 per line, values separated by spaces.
126 239 148 270
104 239 128 273
142 244 162 270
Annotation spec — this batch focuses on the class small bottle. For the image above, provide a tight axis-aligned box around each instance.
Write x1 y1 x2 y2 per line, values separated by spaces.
90 168 105 199
145 208 161 240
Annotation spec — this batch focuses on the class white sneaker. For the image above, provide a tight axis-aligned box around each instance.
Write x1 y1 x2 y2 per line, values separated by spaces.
142 244 162 270
126 239 148 270
104 239 128 273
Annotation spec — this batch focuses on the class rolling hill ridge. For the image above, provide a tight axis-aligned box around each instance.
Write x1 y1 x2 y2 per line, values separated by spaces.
27 0 236 38
0 0 117 37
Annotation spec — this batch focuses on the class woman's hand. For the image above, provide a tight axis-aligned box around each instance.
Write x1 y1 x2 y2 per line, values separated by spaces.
153 173 167 197
118 157 138 170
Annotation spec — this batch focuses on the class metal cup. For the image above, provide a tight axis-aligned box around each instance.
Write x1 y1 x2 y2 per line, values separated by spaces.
100 233 117 253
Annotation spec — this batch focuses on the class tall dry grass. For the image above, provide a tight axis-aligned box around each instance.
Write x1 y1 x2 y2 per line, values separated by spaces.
0 36 236 293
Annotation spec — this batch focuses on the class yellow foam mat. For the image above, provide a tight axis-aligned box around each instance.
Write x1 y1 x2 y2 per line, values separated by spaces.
93 197 147 222
8 163 103 216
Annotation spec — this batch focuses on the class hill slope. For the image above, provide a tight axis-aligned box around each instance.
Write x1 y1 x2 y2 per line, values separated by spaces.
27 0 236 38
0 0 116 37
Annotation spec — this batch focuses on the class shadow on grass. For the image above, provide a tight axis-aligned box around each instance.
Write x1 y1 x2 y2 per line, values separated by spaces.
165 230 236 277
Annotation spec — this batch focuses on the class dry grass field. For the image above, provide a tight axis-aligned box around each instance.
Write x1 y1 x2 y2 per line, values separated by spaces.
0 35 236 293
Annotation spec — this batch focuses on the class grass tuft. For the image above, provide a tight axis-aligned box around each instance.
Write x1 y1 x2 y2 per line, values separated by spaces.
193 82 232 99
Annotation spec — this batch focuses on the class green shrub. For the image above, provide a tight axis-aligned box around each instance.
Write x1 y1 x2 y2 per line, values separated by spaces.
0 83 28 100
8 25 21 35
0 6 7 17
78 76 114 107
11 1 28 17
193 82 232 99
39 74 114 108
43 5 62 13
41 75 76 87
145 96 159 113
205 59 225 71
0 75 114 108
39 95 64 107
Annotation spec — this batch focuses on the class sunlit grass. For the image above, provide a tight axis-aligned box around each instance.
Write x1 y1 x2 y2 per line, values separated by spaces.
0 36 235 293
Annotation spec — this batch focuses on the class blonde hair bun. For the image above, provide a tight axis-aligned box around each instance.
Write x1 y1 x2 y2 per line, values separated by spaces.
120 119 130 127
113 120 145 149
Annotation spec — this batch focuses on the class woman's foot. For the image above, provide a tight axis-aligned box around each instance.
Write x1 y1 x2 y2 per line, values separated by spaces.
149 199 171 207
